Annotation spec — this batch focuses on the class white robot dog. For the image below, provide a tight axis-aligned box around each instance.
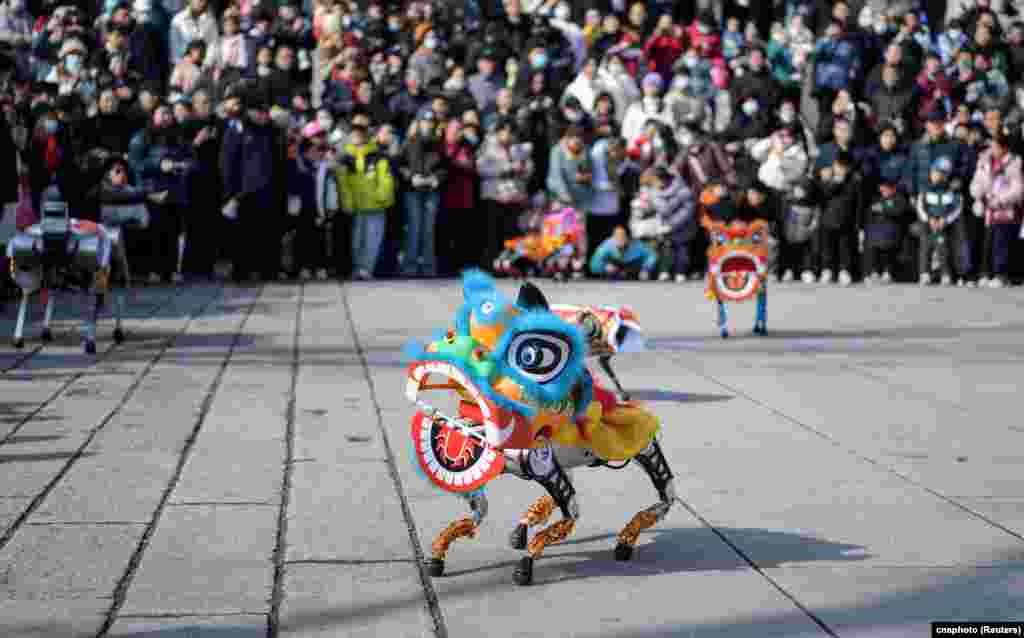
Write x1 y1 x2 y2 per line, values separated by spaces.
6 185 131 354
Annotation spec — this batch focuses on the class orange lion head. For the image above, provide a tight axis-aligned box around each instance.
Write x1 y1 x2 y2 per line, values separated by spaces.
705 219 770 302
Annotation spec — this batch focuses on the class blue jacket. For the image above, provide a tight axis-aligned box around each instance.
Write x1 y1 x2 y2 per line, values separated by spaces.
904 135 966 196
814 36 862 92
589 238 658 274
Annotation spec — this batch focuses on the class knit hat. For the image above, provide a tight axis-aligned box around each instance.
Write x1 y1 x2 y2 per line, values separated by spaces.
59 38 87 58
931 156 953 173
302 120 325 139
642 72 663 90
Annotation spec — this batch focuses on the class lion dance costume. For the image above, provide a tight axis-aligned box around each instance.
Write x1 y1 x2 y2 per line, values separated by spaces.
699 185 770 338
494 206 586 279
405 271 676 585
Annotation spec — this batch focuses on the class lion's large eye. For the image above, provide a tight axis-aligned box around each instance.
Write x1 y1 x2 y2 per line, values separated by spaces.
716 232 727 244
506 332 572 384
480 301 496 316
751 232 763 243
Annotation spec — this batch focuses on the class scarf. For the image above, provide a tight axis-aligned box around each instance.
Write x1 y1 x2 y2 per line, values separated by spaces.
43 135 61 174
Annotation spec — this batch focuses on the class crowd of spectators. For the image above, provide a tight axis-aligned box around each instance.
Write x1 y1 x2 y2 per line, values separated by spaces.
1 0 1023 291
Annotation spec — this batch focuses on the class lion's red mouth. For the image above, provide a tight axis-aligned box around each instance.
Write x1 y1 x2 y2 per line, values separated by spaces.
711 251 766 301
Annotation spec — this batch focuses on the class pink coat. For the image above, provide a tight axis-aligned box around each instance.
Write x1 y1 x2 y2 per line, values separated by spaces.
970 149 1024 225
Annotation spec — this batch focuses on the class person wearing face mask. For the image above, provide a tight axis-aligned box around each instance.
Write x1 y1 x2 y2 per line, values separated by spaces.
287 125 339 281
220 92 290 282
547 2 586 72
720 95 773 159
0 0 33 74
170 0 220 69
731 46 783 118
476 116 533 270
621 73 670 147
407 27 445 88
546 126 594 273
439 120 478 275
399 108 447 277
441 66 476 118
128 103 199 284
812 19 862 117
643 14 684 79
500 0 533 57
25 102 82 226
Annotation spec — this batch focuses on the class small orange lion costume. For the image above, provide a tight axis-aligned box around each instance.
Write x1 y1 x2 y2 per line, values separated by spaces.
698 185 770 338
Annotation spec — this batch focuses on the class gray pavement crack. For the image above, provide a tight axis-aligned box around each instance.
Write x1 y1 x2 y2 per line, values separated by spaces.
336 283 448 638
267 283 303 638
0 286 223 554
94 285 265 638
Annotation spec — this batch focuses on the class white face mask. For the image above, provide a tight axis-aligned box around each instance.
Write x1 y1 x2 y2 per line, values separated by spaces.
742 100 758 115
673 77 689 91
10 0 25 10
444 78 465 92
610 62 625 75
318 113 334 129
64 54 82 73
424 36 438 49
780 109 795 122
643 97 660 111
554 4 570 20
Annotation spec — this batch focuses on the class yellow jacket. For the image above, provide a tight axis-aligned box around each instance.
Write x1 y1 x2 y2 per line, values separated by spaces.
336 142 396 214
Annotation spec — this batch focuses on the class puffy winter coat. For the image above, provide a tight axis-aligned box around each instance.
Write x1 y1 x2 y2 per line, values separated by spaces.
651 174 696 239
337 142 395 213
970 149 1024 225
751 137 809 194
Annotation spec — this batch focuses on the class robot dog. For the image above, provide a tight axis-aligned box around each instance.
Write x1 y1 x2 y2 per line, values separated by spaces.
405 272 675 586
6 186 130 354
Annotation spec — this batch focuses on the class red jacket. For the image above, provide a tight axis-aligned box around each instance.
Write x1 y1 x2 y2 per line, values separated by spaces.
643 33 684 78
443 141 476 210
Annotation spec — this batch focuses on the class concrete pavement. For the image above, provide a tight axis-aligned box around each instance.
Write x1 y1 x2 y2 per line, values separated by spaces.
1 278 1023 637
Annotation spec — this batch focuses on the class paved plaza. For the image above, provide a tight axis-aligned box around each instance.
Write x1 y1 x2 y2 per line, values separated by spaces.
0 279 1022 637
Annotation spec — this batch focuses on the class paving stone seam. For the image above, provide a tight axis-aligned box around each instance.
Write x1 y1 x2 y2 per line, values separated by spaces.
267 282 303 638
94 284 265 638
687 364 1024 546
0 286 187 446
0 285 190 375
337 282 448 638
0 285 225 553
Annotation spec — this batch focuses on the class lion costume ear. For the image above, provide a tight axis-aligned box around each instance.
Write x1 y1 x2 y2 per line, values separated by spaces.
516 281 549 310
462 269 497 303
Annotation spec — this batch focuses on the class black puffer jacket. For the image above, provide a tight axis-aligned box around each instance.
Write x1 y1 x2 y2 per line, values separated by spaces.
399 135 448 192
